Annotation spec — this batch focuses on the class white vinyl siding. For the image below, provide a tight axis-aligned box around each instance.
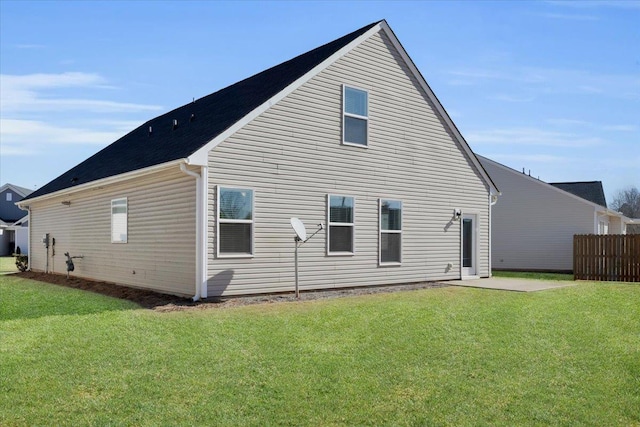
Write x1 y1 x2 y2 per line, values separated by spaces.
217 187 254 257
28 167 197 296
343 85 368 146
380 199 401 265
479 156 598 271
111 198 127 243
327 194 355 255
206 29 491 296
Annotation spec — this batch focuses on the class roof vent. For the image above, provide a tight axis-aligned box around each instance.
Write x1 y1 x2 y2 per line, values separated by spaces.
189 113 195 122
70 177 78 184
172 119 178 130
148 126 153 136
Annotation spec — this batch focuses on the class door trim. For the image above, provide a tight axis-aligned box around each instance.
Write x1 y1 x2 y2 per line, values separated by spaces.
461 213 479 278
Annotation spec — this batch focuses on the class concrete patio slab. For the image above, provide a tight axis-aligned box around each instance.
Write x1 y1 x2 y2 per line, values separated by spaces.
447 277 578 292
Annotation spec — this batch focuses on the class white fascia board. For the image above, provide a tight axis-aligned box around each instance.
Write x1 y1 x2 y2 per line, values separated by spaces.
17 159 186 207
596 208 633 222
186 22 385 166
378 21 499 196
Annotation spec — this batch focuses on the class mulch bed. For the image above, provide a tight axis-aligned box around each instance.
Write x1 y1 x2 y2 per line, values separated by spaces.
15 271 448 312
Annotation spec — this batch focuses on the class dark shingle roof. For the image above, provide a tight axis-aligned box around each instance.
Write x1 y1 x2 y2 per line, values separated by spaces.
25 21 380 201
550 181 607 207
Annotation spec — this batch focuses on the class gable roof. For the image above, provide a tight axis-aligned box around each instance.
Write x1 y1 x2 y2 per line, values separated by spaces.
476 155 635 223
549 181 607 207
23 20 498 203
0 183 33 198
24 22 379 201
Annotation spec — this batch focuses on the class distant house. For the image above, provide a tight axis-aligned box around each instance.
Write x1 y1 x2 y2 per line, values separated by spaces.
0 183 33 256
478 156 633 272
549 181 607 207
18 21 498 298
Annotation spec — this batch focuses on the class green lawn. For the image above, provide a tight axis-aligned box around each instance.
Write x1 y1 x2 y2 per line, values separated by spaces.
0 256 18 274
1 276 639 426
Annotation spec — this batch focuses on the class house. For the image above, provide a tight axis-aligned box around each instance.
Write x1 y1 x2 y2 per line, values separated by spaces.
0 183 33 256
549 181 607 207
478 155 633 272
18 20 498 298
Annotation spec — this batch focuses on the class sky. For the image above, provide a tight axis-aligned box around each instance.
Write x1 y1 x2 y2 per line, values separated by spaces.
1 0 638 204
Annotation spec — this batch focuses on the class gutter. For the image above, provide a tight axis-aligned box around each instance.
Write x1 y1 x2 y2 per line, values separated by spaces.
17 159 185 207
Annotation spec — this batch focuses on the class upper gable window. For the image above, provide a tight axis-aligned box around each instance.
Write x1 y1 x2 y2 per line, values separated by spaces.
6 192 12 202
343 86 368 147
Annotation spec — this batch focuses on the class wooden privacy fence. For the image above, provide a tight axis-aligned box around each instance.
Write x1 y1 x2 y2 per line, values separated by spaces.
574 234 640 282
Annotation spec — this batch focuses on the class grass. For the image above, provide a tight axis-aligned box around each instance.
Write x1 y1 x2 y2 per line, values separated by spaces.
493 270 574 281
1 275 639 426
0 256 18 274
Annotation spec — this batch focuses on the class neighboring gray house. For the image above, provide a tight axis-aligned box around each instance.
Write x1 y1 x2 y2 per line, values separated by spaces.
0 183 32 256
18 21 498 298
478 155 634 272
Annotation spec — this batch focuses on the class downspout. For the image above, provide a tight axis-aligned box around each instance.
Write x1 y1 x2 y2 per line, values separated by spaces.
489 194 498 278
180 163 203 301
27 206 32 270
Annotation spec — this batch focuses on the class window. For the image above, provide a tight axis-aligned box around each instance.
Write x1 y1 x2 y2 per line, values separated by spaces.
380 199 402 264
343 86 368 146
328 195 355 254
6 192 12 202
218 187 254 256
111 198 128 243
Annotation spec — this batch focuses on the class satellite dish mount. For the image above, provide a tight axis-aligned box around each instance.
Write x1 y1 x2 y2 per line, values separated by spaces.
290 218 324 299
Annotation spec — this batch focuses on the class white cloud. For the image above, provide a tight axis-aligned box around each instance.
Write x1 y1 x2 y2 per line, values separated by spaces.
0 72 162 114
1 118 131 148
540 13 598 21
484 153 566 164
447 67 640 99
467 127 604 148
487 94 536 103
0 72 161 156
545 0 640 9
547 118 639 132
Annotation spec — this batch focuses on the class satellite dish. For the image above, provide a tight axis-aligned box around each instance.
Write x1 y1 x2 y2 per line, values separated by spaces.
290 217 307 241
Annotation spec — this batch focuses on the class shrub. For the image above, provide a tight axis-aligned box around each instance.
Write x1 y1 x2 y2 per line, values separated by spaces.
15 255 28 272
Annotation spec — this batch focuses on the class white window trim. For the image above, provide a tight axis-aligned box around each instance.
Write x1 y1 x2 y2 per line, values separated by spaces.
379 199 402 266
342 84 369 148
111 197 128 244
327 194 355 256
216 185 255 258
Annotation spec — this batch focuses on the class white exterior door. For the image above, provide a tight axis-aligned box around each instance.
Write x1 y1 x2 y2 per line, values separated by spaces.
462 214 477 277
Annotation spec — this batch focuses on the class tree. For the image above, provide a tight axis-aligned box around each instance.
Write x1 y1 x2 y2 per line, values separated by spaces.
610 186 640 234
610 186 640 218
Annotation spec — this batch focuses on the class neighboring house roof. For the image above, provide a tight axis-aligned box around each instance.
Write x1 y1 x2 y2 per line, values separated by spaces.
549 181 607 207
477 155 632 223
0 183 33 198
22 20 498 203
